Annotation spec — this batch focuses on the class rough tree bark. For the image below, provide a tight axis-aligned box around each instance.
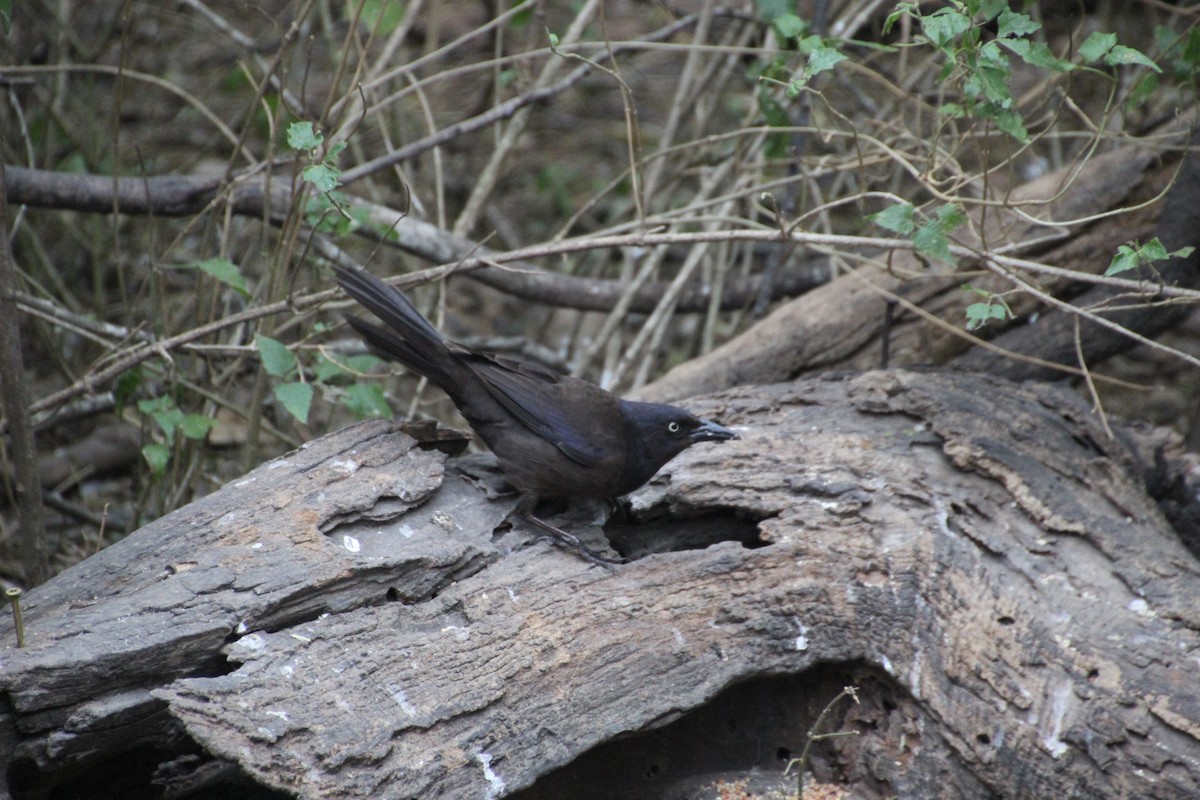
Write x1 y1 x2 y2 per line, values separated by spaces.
1 370 1198 800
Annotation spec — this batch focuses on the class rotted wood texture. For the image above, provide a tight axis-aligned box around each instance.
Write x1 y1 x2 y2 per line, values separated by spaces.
2 370 1198 800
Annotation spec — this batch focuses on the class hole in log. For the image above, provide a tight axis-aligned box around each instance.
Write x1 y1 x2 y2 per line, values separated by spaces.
604 510 767 560
507 664 907 800
7 743 295 800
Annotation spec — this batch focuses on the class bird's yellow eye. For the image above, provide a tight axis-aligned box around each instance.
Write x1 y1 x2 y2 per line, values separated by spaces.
668 421 681 433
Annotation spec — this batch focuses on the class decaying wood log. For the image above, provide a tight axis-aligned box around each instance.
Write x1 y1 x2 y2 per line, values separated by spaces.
2 370 1198 799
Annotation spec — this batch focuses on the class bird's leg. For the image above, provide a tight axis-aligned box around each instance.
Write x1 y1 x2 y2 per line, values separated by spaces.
513 493 625 567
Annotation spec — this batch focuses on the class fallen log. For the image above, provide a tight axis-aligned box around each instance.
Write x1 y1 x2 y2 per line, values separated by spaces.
2 370 1198 799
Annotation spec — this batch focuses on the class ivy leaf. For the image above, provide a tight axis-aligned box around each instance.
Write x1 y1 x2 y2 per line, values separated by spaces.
274 381 314 425
1105 244 1142 276
990 107 1029 142
868 202 916 234
256 334 297 378
142 443 171 475
996 9 1039 39
913 203 966 265
807 44 848 76
756 0 792 21
913 221 954 264
1140 238 1169 262
1080 32 1117 63
922 7 972 50
1002 38 1073 72
190 257 250 299
342 383 393 419
179 414 218 440
360 0 405 35
114 367 143 411
1105 237 1196 275
287 121 323 151
1106 45 1161 72
965 302 1010 330
773 13 806 40
314 352 386 383
138 397 184 443
976 0 1008 23
302 163 342 193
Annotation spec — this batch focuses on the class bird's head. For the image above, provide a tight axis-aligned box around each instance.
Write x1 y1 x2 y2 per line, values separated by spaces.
616 400 738 494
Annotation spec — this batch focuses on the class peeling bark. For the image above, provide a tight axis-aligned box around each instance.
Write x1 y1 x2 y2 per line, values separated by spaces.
2 371 1198 800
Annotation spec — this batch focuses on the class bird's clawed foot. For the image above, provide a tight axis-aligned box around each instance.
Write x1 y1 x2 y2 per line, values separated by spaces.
519 512 626 568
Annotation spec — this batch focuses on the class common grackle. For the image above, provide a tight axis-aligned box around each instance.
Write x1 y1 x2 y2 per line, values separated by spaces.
334 266 738 564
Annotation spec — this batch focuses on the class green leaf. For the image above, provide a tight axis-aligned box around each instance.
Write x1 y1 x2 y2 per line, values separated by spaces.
807 44 848 76
868 203 916 234
1001 38 1073 72
1181 28 1200 76
910 203 965 265
357 0 405 34
1106 45 1161 72
756 0 792 21
976 0 1008 23
970 52 1012 105
114 367 143 411
1080 31 1117 63
1125 73 1158 111
1105 238 1197 275
313 352 350 383
940 102 965 118
882 1 918 36
1105 244 1141 276
179 414 218 440
922 7 972 50
990 106 1029 142
773 13 806 40
996 9 1039 39
274 381 314 424
190 257 250 299
934 202 967 229
965 301 1010 330
1140 237 1169 262
139 397 185 443
137 396 173 415
508 6 533 30
547 31 559 47
341 383 393 419
142 443 171 476
287 121 323 151
913 221 954 264
302 163 342 193
256 334 297 377
314 352 386 383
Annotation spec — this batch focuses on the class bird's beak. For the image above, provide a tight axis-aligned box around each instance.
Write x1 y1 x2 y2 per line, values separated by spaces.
692 418 739 443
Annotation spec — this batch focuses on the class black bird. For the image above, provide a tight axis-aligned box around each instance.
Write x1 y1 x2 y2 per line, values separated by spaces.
334 266 738 563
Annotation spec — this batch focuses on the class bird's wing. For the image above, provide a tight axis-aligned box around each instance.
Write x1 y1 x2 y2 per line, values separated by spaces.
462 350 616 467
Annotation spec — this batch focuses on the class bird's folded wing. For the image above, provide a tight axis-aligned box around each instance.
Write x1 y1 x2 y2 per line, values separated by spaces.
469 359 614 467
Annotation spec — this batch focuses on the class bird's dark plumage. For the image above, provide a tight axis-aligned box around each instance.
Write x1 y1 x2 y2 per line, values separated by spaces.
334 266 737 562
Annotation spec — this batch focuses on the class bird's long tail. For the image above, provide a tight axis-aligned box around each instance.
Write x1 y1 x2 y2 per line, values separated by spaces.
333 267 460 390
